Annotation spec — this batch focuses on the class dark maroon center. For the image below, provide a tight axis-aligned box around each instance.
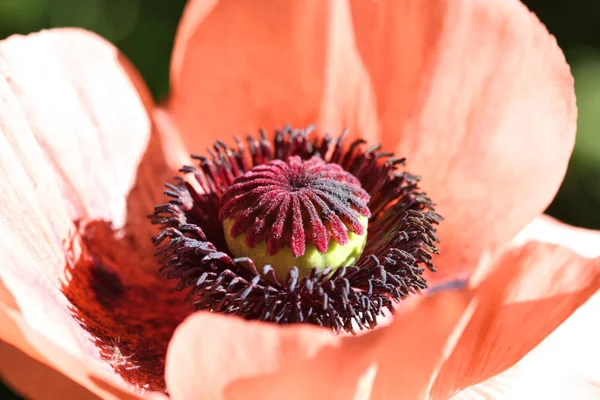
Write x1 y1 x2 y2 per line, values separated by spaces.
219 155 371 257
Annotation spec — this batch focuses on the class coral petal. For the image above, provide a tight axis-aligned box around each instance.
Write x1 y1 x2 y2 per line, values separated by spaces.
165 314 342 400
169 0 379 150
349 0 576 282
430 216 600 398
167 217 594 400
165 267 514 399
455 292 600 400
1 339 98 400
0 299 146 399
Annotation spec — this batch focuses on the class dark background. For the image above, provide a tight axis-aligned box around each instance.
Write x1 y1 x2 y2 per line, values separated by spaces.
1 0 598 398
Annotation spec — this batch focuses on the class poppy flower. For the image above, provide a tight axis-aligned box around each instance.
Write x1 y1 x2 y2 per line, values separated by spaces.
1 0 599 399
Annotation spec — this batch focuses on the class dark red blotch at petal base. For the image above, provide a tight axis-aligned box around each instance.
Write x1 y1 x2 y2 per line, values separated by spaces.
150 126 441 333
220 155 371 257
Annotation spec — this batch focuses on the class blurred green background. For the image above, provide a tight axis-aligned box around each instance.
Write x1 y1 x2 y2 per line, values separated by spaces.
0 0 598 398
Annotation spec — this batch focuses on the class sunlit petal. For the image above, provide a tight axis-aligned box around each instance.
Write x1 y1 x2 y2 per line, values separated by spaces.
0 28 174 398
349 0 576 282
169 0 379 150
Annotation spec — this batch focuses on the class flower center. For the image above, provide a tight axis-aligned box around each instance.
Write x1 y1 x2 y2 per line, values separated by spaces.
219 155 371 281
151 125 442 333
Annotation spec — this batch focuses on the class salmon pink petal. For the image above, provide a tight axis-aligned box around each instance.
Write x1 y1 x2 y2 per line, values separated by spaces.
455 292 600 400
1 339 97 400
165 315 343 400
164 251 528 399
164 222 598 400
164 294 470 400
349 0 576 282
429 217 600 399
0 29 180 397
169 0 379 151
0 335 153 400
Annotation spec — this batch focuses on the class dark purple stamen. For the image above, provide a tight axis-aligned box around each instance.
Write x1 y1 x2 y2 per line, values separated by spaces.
150 125 441 333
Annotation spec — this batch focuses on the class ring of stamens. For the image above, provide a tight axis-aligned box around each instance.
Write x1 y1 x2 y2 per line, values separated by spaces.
150 126 441 333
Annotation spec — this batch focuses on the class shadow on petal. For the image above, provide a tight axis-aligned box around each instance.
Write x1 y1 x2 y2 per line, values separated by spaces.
0 340 99 400
59 114 195 392
0 298 144 400
0 337 162 400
